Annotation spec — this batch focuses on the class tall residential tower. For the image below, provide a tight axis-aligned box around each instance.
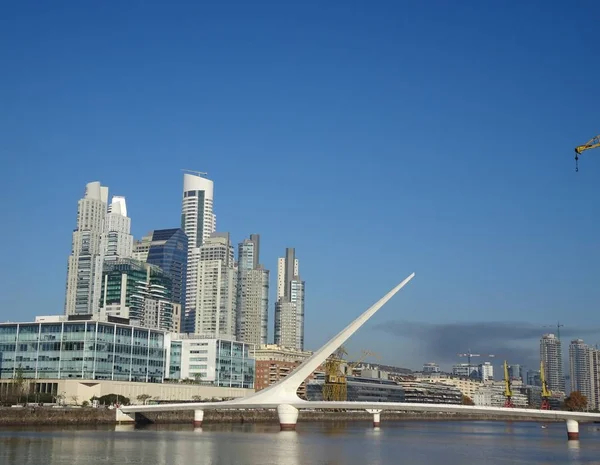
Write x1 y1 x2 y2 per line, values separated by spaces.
193 232 237 338
540 333 565 393
65 181 108 315
236 234 269 346
181 171 216 331
274 248 305 350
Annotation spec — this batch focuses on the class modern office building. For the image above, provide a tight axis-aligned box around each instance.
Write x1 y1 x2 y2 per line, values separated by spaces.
167 334 254 389
540 333 565 393
422 362 440 373
192 233 237 339
508 364 523 382
274 248 305 350
399 380 462 404
144 228 188 309
99 258 179 332
0 318 167 382
236 235 269 346
133 233 152 261
181 172 216 331
65 181 109 316
569 338 596 410
478 362 494 381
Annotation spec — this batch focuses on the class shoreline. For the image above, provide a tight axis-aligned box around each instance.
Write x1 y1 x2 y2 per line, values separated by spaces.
0 407 571 427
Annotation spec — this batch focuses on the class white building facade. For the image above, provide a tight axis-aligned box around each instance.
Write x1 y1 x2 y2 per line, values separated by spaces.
541 333 565 393
181 172 216 331
193 233 237 339
65 181 109 315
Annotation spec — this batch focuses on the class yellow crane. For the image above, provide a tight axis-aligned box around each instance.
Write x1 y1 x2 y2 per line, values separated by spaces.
503 360 514 408
540 360 552 410
322 347 380 401
574 135 600 171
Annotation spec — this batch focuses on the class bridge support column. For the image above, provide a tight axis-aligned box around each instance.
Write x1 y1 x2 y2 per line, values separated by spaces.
116 409 135 424
566 419 579 440
366 409 382 427
193 410 204 427
277 404 298 431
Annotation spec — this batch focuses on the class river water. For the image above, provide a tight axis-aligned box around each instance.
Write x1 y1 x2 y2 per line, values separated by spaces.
2 421 600 464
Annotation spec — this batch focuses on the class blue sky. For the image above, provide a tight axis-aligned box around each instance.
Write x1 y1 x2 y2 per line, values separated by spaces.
1 1 599 372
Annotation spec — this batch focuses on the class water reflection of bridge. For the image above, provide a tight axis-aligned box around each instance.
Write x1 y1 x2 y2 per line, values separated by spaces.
120 273 599 441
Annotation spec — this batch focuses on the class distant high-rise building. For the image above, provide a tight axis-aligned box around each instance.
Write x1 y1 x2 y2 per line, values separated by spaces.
236 234 269 346
274 248 305 350
192 232 236 338
478 362 494 381
569 339 596 410
526 369 541 387
181 171 216 331
99 258 179 333
144 229 188 310
101 196 133 260
65 181 109 315
508 364 523 382
133 232 153 261
540 333 565 393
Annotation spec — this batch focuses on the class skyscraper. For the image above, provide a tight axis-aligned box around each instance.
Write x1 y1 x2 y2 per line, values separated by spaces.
274 248 305 350
145 229 188 311
181 171 216 330
569 339 596 410
236 234 269 346
101 196 133 260
65 181 108 315
193 232 237 338
540 333 565 393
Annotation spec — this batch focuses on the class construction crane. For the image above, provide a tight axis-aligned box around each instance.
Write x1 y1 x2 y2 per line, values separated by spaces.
457 350 495 377
322 347 379 401
542 322 564 340
540 360 552 410
503 360 514 408
574 135 600 172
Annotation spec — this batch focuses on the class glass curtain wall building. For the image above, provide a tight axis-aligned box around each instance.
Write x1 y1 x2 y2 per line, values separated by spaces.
145 228 188 310
0 321 167 382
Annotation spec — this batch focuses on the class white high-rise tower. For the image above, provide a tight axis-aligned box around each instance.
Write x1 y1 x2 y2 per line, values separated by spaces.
181 171 216 331
274 248 305 350
65 181 109 315
102 196 133 260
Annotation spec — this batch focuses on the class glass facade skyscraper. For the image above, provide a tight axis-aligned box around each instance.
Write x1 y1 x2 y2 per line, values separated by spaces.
146 228 188 310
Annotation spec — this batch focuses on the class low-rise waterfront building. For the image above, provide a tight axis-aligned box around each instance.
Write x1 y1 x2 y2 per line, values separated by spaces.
398 381 462 404
306 375 405 402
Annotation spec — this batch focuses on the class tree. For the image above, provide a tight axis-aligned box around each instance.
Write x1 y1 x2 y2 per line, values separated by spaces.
81 400 90 408
136 394 152 405
13 365 25 404
191 395 202 402
71 395 79 406
564 391 588 411
462 395 475 406
97 394 130 406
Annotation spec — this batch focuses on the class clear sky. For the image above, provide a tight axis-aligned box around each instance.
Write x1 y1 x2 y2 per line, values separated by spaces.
1 1 600 373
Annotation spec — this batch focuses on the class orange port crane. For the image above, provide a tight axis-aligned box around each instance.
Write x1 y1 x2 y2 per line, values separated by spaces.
540 360 552 410
574 135 600 171
503 360 515 408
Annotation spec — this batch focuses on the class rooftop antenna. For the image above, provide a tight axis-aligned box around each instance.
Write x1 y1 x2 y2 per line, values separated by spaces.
543 322 564 340
181 169 208 177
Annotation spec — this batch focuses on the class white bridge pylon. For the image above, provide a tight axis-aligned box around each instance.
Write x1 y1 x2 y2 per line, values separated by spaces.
120 271 598 439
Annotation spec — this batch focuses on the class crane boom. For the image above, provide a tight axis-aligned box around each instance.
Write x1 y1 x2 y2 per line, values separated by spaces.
574 135 600 171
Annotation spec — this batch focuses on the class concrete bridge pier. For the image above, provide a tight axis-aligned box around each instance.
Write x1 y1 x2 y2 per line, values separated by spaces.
366 409 383 427
193 410 204 427
277 404 299 431
566 419 579 440
116 409 135 424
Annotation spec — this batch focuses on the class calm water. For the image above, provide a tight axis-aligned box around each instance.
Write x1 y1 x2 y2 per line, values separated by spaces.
2 421 600 465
